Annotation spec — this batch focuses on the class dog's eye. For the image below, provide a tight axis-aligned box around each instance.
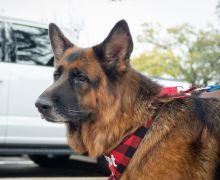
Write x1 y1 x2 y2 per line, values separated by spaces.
54 66 63 81
76 74 88 82
54 72 61 81
71 71 89 84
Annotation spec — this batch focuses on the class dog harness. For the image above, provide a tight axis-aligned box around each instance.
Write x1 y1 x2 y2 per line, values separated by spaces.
105 119 152 180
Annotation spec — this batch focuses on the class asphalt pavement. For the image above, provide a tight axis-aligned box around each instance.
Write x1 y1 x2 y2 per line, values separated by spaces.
0 156 107 180
3 178 105 180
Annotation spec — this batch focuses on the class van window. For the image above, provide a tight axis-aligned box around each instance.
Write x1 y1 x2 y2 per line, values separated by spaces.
4 23 16 62
12 23 54 66
0 21 4 61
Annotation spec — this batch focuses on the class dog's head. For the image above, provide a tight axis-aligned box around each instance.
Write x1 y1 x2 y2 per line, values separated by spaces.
36 19 132 122
35 20 158 156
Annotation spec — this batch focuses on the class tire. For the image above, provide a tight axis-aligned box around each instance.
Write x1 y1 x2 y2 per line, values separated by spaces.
97 156 111 176
29 154 71 168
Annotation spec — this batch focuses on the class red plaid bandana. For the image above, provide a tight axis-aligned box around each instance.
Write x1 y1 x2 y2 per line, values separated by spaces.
105 119 152 180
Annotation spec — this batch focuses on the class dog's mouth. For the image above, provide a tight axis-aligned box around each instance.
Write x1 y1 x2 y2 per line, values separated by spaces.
39 109 90 131
39 113 68 123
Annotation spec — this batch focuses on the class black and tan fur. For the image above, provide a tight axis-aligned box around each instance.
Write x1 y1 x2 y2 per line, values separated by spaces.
36 20 220 179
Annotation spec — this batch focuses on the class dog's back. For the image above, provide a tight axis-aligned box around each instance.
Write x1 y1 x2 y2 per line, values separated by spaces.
193 97 220 179
192 97 220 137
121 95 220 180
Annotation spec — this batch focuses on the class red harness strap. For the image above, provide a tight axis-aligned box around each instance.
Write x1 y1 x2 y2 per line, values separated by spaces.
160 86 195 99
160 86 178 95
105 87 191 179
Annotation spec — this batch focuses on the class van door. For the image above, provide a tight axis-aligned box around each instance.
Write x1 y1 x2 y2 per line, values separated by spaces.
5 22 67 145
0 62 9 143
0 21 9 143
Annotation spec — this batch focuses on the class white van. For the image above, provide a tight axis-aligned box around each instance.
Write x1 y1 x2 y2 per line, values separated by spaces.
0 16 83 167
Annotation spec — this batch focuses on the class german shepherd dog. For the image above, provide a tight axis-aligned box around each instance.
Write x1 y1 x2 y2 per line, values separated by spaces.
36 20 220 179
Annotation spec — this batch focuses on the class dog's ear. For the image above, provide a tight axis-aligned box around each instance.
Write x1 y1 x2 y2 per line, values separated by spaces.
93 20 133 78
49 23 73 65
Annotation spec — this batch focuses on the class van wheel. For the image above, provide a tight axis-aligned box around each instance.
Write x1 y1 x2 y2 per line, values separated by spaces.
29 155 70 168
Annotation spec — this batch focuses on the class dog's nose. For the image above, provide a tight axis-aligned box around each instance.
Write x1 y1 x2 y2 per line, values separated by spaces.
35 97 52 114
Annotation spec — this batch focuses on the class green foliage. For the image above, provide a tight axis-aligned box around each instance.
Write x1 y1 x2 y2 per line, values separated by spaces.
132 48 181 79
132 22 220 86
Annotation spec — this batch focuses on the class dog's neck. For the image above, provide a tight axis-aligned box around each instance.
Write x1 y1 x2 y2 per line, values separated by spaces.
73 69 162 157
104 70 162 152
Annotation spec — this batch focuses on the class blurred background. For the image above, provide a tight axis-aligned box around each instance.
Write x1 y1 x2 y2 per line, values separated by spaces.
0 0 220 179
1 0 220 85
1 0 220 86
